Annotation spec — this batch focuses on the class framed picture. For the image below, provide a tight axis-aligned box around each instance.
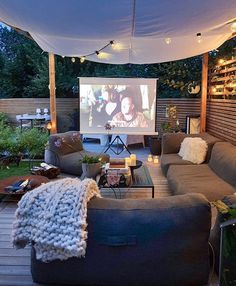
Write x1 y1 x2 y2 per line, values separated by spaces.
186 115 200 134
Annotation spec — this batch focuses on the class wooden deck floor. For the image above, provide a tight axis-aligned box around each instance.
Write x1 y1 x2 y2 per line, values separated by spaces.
0 142 218 285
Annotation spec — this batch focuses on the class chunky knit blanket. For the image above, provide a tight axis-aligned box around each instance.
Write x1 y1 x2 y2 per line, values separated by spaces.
12 178 101 262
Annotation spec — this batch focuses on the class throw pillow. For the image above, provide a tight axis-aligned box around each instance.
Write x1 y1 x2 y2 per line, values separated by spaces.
178 137 208 164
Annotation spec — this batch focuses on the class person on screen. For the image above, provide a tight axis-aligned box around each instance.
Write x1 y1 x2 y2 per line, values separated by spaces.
92 85 120 126
111 96 148 128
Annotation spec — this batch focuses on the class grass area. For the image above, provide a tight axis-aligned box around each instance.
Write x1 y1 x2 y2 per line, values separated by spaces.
0 161 42 180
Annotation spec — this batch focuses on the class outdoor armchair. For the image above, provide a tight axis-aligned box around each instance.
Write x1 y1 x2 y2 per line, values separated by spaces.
44 131 109 176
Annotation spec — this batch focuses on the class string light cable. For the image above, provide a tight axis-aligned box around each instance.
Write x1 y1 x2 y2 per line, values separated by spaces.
70 40 115 63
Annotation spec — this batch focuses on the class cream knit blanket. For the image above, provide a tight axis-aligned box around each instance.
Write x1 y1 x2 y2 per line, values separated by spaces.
12 178 101 262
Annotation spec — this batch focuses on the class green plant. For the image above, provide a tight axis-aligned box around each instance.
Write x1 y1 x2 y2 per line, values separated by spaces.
161 104 181 133
213 200 236 285
80 155 101 164
0 124 23 155
0 112 8 126
19 128 49 159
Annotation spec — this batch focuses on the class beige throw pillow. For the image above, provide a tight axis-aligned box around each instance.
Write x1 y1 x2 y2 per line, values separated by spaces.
178 137 208 164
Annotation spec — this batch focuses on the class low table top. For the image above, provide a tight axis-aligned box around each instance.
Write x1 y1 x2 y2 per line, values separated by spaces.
131 165 154 188
0 175 49 195
98 164 154 189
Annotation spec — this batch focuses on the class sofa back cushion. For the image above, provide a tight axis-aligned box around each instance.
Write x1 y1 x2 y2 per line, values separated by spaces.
162 132 221 163
31 193 211 286
209 142 236 187
48 131 83 156
178 137 208 164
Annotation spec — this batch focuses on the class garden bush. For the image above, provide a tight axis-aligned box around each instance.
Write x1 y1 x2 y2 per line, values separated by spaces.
0 114 49 160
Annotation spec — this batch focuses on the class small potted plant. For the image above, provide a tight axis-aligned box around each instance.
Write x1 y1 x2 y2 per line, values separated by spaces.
81 155 103 178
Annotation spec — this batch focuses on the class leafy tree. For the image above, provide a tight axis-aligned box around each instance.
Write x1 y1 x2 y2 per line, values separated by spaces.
0 25 234 99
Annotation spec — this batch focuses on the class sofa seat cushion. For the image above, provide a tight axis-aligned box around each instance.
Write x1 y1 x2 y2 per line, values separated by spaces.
60 151 110 176
161 154 194 176
167 164 236 201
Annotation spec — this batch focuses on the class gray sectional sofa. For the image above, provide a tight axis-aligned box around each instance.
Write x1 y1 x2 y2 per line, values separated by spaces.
161 133 236 201
31 194 211 286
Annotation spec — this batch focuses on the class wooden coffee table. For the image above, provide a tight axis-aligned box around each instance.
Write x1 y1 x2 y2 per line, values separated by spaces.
0 175 49 195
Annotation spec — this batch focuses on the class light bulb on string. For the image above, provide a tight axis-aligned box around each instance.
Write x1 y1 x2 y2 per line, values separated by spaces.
110 40 114 47
80 56 86 63
231 21 236 33
218 59 224 65
71 57 76 63
196 33 202 43
165 38 171 45
212 87 217 93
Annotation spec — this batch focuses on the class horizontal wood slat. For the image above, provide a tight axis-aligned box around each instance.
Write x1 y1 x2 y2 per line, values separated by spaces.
207 99 236 144
156 98 200 132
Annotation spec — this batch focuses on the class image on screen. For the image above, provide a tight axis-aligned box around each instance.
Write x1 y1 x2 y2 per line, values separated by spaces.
79 77 157 134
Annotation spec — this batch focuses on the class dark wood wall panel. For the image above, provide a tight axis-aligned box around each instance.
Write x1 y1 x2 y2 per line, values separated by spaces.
207 99 236 144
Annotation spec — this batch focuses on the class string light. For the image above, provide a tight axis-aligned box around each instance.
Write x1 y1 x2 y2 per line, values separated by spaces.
80 56 86 63
231 21 236 33
196 33 202 43
75 40 116 63
165 38 171 45
218 59 224 65
68 40 115 63
212 87 217 93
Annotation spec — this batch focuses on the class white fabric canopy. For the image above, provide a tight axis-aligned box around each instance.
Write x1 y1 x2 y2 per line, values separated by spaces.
0 0 235 64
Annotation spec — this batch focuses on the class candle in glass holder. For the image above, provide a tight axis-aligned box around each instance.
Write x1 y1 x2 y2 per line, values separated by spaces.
153 156 159 164
125 157 131 168
130 154 136 166
148 154 153 162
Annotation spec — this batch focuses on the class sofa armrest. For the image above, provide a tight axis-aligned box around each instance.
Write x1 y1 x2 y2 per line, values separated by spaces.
44 149 61 167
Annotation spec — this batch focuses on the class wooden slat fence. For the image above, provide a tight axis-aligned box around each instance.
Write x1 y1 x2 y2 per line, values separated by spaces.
207 99 236 144
156 98 201 132
0 98 79 132
0 98 201 134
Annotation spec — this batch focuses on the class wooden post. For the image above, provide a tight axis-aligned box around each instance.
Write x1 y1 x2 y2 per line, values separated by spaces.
200 52 208 132
48 53 57 133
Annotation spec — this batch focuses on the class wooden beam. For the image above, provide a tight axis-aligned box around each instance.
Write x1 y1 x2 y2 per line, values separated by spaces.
48 53 57 133
200 52 208 132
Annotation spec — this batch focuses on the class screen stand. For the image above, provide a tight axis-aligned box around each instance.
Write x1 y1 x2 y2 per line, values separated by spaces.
104 135 131 155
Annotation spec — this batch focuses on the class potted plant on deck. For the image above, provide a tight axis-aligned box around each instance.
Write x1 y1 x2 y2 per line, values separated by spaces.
81 155 103 179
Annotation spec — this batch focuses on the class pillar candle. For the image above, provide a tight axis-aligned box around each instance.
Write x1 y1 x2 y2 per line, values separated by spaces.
148 154 153 162
130 154 136 166
153 156 159 164
125 157 131 168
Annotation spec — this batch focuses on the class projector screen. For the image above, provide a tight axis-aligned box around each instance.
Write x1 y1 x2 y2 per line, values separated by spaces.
79 77 158 135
